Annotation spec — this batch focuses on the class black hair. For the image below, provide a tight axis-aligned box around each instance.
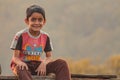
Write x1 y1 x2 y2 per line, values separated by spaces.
26 5 45 20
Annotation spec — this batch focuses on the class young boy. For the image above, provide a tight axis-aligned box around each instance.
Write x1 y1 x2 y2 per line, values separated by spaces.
10 5 71 80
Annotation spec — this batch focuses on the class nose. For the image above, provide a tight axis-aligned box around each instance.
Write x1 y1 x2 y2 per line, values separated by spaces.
35 20 44 25
35 20 40 24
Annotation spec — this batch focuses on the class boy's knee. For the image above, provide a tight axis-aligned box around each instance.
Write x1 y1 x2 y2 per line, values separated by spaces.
56 59 67 65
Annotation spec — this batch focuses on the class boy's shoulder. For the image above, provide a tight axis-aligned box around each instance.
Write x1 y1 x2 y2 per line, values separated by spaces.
15 28 28 37
40 30 50 37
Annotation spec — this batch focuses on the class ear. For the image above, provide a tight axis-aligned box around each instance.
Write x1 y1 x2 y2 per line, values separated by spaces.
43 19 46 25
24 18 29 25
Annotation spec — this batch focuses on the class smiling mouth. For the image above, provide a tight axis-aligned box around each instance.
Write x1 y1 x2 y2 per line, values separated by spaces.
32 25 41 28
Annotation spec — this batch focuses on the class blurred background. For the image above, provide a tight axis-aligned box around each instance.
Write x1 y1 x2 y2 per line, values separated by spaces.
0 0 120 76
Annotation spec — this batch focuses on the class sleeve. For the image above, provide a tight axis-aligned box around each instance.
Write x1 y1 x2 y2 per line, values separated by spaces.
10 34 22 50
44 36 53 52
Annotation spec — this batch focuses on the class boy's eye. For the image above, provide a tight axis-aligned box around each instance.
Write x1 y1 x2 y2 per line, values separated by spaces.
38 18 43 22
31 18 36 22
31 18 43 22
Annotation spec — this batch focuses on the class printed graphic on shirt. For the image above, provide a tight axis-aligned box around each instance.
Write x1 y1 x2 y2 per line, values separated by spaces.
23 43 43 61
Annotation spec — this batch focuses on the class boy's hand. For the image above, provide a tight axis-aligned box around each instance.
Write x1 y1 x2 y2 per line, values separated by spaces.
35 61 46 76
17 61 28 70
13 50 28 70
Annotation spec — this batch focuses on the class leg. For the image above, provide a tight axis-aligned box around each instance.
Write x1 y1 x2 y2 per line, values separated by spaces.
13 66 33 80
46 59 71 80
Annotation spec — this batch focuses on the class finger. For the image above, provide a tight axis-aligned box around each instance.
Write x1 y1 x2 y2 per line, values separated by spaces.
25 65 28 70
21 66 24 70
41 70 46 76
43 69 46 76
43 68 46 76
44 71 46 76
43 72 46 76
40 70 44 76
16 65 20 70
35 68 38 72
37 71 40 76
19 65 22 70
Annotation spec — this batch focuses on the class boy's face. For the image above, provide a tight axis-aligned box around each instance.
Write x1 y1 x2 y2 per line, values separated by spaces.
25 12 46 32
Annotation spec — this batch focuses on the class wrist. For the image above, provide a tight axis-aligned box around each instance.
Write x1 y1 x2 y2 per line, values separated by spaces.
42 60 47 65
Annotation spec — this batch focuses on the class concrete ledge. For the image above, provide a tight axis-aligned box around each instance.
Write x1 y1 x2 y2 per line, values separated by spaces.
0 75 55 80
71 74 117 79
0 74 117 80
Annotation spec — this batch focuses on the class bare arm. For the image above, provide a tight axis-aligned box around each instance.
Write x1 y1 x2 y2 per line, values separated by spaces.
44 51 53 64
36 51 52 76
12 50 28 70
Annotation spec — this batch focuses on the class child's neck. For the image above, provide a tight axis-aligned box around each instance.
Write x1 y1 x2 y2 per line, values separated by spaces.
29 29 40 37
